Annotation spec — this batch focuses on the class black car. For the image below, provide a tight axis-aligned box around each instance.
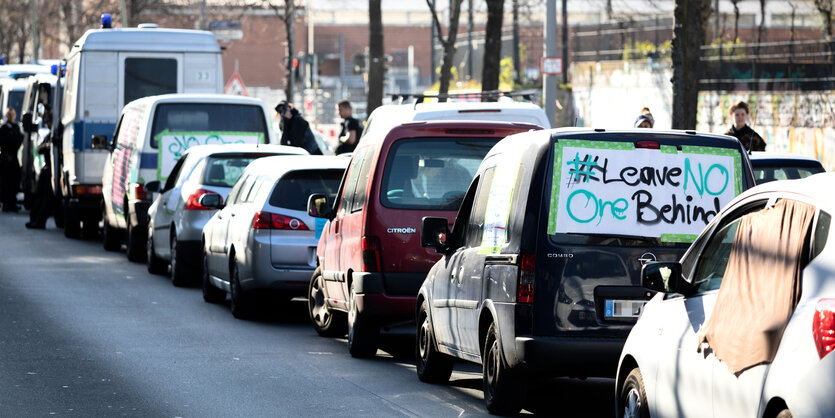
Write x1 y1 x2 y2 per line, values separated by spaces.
415 128 757 414
749 151 825 184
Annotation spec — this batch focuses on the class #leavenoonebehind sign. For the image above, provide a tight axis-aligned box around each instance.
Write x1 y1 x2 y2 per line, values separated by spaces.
548 140 742 243
156 130 265 180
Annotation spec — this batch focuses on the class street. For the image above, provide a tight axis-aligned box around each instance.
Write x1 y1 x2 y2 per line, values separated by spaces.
0 213 614 417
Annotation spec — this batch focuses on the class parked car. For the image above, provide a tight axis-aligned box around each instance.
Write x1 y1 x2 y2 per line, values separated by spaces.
102 93 278 261
416 128 757 414
145 143 307 286
749 151 825 184
616 172 835 418
201 155 348 319
306 119 541 358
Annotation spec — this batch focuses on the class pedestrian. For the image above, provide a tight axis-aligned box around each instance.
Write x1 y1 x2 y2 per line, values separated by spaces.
26 112 55 229
0 107 23 212
275 101 322 155
634 113 653 128
725 101 765 152
336 99 363 155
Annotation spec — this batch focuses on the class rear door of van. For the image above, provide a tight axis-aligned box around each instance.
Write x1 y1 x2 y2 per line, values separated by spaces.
534 132 755 342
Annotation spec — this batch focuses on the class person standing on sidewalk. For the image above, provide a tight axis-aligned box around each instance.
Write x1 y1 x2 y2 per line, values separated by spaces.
335 100 363 155
0 107 23 212
725 101 766 152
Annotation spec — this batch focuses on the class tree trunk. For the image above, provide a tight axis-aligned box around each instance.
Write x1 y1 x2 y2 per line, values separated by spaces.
731 0 740 55
482 0 504 101
367 0 384 115
284 1 295 104
671 0 705 130
436 0 462 102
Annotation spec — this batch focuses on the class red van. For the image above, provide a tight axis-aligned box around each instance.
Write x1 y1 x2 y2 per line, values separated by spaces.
307 119 540 357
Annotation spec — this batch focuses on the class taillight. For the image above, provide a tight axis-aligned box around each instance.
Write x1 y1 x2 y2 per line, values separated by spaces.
813 298 835 359
635 140 660 149
361 236 382 272
517 254 535 304
73 185 103 196
132 183 147 200
251 211 309 230
184 189 221 210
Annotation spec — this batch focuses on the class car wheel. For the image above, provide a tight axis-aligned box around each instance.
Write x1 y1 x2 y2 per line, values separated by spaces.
146 225 167 274
102 215 122 252
202 249 225 304
620 368 649 418
308 267 347 337
416 300 454 383
483 322 525 415
125 216 146 262
230 262 252 319
170 234 192 287
347 283 379 358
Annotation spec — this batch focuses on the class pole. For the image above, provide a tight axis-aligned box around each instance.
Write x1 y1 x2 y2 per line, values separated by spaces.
513 0 520 85
544 0 557 128
119 0 129 27
30 0 39 61
430 0 436 85
561 0 568 84
468 0 473 80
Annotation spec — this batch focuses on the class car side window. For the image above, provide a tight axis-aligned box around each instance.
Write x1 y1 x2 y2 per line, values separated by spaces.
163 156 188 191
241 176 267 203
350 148 373 213
339 153 364 214
690 219 740 293
467 167 495 248
228 175 251 205
811 210 831 261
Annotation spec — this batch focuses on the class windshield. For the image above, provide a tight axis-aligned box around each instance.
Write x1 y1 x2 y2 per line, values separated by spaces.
547 138 744 247
150 103 268 148
8 91 24 118
380 137 497 210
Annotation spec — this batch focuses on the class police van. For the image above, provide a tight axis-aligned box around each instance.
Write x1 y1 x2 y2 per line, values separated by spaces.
55 16 223 238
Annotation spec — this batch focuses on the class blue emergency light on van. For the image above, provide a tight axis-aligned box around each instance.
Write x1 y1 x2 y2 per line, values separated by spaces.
101 14 112 29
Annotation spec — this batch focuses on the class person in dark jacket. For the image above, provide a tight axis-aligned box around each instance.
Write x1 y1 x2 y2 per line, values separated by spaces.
725 101 766 152
26 112 54 228
275 101 322 155
335 99 363 155
0 107 23 212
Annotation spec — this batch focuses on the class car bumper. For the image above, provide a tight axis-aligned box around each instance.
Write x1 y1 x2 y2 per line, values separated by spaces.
351 271 425 324
512 335 625 378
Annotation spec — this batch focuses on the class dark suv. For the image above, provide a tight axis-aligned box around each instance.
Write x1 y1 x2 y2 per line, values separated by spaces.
307 119 540 358
416 128 756 414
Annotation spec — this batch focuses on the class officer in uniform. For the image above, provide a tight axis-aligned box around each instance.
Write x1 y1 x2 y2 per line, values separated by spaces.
0 107 23 212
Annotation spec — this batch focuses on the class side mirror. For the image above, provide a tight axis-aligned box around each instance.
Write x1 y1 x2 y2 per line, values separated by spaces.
144 180 161 193
91 134 108 150
641 262 688 294
307 193 334 219
21 112 37 133
421 216 450 254
198 193 223 209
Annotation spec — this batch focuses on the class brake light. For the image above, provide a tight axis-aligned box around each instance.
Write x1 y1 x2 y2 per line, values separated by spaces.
251 211 309 230
72 185 103 196
813 298 835 359
132 183 147 200
361 236 382 272
517 254 535 304
635 140 660 149
184 189 221 210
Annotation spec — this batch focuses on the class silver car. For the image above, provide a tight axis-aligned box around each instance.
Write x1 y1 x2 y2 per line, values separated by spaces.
146 144 308 286
200 155 348 319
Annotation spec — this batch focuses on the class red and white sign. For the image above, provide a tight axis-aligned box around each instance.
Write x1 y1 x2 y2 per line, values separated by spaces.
542 57 563 75
224 70 249 96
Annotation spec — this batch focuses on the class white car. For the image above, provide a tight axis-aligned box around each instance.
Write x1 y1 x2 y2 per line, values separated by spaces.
616 173 835 418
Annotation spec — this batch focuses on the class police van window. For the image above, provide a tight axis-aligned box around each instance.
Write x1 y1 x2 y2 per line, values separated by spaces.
350 148 373 213
124 58 177 106
468 167 495 247
149 103 269 149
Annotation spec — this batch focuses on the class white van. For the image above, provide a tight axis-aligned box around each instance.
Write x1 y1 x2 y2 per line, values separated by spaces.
102 93 281 261
56 24 223 238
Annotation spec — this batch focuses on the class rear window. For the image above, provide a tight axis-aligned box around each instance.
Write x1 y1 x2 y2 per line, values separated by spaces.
269 169 344 211
202 154 276 187
547 139 745 247
124 58 177 105
753 165 824 184
150 103 268 149
380 138 497 210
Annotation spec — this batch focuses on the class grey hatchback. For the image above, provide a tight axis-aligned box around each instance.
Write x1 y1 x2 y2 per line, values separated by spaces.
416 128 756 414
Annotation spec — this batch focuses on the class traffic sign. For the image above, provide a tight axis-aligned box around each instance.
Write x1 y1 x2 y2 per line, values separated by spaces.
224 70 248 96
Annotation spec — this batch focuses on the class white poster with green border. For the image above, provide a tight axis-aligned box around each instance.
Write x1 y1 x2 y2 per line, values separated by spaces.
548 139 742 243
156 130 265 180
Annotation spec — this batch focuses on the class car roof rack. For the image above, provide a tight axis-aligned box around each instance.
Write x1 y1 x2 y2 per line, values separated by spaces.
388 89 541 106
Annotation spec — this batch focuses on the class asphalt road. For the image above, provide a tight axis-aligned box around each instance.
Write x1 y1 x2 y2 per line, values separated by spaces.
0 212 615 417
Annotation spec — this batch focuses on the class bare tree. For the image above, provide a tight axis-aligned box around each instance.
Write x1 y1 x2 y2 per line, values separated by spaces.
671 0 711 130
756 0 767 57
263 0 298 104
814 0 833 39
426 0 463 102
367 0 384 115
482 0 503 100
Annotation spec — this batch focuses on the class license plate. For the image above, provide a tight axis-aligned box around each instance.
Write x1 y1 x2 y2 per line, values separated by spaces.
604 299 646 318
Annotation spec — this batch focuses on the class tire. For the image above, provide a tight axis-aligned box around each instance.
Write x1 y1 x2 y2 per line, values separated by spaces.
63 203 80 238
146 225 167 274
102 218 122 251
347 283 379 358
202 249 225 304
416 300 454 383
483 322 525 415
619 368 649 418
230 262 252 319
170 234 192 287
307 267 347 337
125 217 146 262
